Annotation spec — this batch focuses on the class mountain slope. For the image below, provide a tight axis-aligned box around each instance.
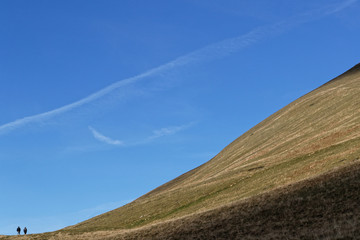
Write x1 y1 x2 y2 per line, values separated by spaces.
3 161 360 239
2 63 360 239
111 162 360 239
61 63 360 234
63 63 360 234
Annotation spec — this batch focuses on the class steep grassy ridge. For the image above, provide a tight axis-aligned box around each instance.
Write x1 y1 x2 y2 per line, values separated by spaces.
2 63 360 239
65 63 360 233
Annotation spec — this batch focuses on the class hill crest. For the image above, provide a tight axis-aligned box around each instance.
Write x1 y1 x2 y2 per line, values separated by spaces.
63 61 360 234
2 62 360 239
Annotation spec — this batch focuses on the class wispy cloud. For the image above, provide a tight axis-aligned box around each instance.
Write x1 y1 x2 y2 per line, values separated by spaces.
87 122 194 148
325 0 357 14
148 123 194 140
88 126 124 146
0 0 356 135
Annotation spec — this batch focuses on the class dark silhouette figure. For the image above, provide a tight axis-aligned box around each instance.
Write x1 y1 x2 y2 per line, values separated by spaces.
16 226 21 235
23 227 27 235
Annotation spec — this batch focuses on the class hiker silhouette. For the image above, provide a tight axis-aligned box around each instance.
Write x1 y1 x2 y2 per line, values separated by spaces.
24 227 28 235
16 226 21 235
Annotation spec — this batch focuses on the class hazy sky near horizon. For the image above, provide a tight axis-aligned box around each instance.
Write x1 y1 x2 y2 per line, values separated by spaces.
1 0 360 235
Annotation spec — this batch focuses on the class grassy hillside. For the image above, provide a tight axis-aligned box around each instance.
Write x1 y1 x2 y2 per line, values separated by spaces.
2 63 360 239
8 160 359 239
65 63 360 233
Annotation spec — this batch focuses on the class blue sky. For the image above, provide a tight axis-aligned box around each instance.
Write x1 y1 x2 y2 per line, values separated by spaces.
1 0 360 235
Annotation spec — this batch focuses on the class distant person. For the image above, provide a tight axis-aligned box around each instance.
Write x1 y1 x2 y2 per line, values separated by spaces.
24 227 27 235
16 226 21 235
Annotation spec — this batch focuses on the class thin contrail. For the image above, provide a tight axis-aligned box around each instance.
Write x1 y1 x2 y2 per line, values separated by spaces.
0 0 356 135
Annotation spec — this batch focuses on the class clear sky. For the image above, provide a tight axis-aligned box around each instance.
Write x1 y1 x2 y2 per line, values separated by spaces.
1 0 360 235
